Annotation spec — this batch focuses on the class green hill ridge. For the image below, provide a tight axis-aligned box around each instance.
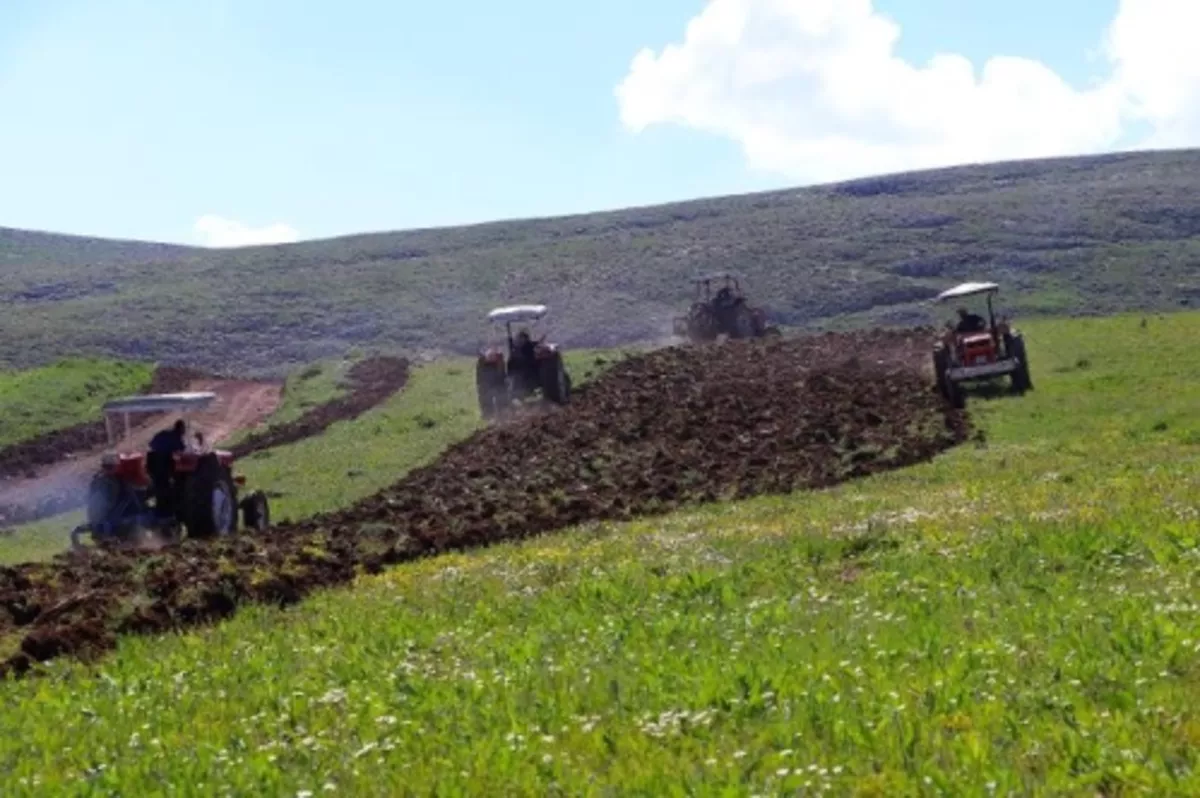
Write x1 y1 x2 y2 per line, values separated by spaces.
3 149 1199 373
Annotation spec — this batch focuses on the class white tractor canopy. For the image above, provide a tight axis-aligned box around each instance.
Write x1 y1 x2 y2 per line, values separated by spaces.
100 391 217 446
102 391 217 416
936 281 1000 302
487 304 548 324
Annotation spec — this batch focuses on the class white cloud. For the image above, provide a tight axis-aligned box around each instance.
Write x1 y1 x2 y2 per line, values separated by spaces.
1104 0 1200 147
615 0 1200 181
193 215 300 248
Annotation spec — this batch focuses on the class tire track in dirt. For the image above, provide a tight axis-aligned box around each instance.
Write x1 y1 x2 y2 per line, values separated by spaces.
229 356 410 458
0 328 967 679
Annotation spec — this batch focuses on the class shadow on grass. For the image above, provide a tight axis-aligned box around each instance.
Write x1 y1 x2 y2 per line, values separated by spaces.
960 379 1028 404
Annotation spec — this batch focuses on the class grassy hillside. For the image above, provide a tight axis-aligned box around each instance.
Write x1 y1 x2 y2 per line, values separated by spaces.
0 226 197 269
0 358 153 448
0 313 1196 794
3 150 1200 373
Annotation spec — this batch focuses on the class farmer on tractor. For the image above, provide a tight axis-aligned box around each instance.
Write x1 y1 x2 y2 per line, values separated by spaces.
515 328 536 363
147 419 187 517
955 306 987 333
509 328 540 392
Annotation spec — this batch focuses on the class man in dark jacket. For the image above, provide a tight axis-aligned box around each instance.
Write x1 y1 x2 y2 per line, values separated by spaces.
510 329 539 393
955 307 987 333
147 420 187 517
149 420 187 455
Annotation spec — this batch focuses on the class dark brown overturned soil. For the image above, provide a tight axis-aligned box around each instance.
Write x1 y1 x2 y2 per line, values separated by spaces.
230 356 411 458
0 366 209 481
0 328 967 679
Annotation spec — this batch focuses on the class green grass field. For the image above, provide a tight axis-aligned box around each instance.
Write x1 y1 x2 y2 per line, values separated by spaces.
0 313 1196 794
0 358 153 449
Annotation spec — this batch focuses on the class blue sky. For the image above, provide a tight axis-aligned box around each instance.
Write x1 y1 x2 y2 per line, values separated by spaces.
0 0 1139 245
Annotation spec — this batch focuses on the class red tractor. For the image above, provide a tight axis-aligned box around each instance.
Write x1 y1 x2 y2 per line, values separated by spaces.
475 304 572 420
672 272 780 343
70 391 270 549
931 281 1033 408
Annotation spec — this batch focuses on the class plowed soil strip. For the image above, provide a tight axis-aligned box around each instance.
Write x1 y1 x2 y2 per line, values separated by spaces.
229 356 410 458
0 329 967 679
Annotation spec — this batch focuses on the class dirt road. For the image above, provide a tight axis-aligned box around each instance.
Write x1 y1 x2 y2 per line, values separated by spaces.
0 378 282 526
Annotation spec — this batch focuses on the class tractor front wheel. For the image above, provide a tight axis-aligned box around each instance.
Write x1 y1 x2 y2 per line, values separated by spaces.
182 454 238 540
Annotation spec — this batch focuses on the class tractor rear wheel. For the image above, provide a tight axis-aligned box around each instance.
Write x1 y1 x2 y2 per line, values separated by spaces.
932 348 965 409
686 304 717 342
540 355 570 405
931 349 948 397
241 490 270 532
729 304 756 339
946 376 965 409
1009 336 1033 394
182 453 238 539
